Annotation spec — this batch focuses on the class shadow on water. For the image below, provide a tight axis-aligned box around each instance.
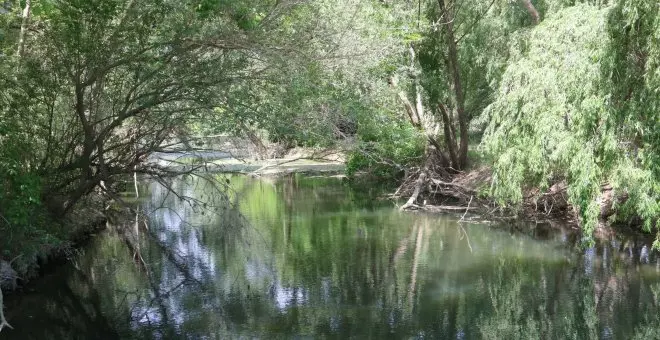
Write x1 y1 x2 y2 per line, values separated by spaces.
4 174 660 339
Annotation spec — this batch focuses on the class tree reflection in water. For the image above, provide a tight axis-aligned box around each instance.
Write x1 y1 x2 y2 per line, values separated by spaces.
4 175 660 339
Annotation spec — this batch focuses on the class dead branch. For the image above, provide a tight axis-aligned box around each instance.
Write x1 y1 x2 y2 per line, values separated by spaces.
399 91 421 128
0 287 11 332
422 204 477 212
459 195 473 221
400 171 427 210
429 178 475 194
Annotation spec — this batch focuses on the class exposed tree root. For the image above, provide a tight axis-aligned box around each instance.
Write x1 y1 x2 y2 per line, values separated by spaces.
397 165 479 212
396 164 630 231
396 166 574 224
522 181 572 219
597 184 628 220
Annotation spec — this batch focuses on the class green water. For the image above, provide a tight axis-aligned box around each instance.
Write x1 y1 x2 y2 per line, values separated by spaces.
5 175 660 339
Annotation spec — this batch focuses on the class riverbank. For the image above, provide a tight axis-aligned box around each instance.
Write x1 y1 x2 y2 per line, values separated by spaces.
392 163 644 242
1 194 107 293
212 158 345 176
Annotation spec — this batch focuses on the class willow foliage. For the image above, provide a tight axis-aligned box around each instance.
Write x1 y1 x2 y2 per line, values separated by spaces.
604 0 660 238
483 3 659 244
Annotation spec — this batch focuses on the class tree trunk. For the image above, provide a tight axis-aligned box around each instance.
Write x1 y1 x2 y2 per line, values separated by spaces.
521 0 540 24
411 45 425 125
16 0 31 58
0 287 11 332
393 43 450 168
399 91 421 128
239 121 268 159
437 104 459 168
437 0 468 169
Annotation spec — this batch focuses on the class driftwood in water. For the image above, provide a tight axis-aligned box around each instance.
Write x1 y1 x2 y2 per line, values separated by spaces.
422 205 477 213
398 166 478 210
397 164 630 227
0 288 11 332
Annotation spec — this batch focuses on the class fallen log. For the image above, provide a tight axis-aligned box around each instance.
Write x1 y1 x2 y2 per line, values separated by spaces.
423 205 478 212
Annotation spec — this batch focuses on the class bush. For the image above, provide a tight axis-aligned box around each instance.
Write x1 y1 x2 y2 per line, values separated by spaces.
347 110 425 183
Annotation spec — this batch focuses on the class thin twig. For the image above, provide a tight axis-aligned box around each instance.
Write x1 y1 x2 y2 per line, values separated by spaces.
459 224 473 253
459 195 473 222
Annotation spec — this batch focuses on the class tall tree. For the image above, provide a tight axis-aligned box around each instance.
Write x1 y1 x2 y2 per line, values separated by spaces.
436 0 469 169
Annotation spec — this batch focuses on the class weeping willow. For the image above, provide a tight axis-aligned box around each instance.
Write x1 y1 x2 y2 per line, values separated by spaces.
482 2 659 244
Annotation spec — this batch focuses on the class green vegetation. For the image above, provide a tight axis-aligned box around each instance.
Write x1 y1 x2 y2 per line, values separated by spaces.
483 2 659 243
0 0 657 308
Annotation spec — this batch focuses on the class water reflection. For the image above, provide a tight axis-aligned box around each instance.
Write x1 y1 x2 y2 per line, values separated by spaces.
4 174 660 339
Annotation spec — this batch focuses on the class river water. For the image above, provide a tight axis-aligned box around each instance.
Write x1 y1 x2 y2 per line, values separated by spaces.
5 175 660 339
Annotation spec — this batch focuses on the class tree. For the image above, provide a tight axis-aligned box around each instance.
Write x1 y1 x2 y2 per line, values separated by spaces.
482 2 659 243
394 0 521 208
602 0 659 244
435 0 469 169
201 0 412 154
3 0 336 216
16 0 30 57
410 0 532 172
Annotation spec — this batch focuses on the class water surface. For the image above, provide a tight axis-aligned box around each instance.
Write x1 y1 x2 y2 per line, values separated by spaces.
5 175 660 339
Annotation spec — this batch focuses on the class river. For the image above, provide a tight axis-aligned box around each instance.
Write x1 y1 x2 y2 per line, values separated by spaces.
4 175 660 339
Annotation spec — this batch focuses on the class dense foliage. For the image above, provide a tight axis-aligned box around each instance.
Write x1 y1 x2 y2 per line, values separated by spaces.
482 2 658 244
0 0 658 334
